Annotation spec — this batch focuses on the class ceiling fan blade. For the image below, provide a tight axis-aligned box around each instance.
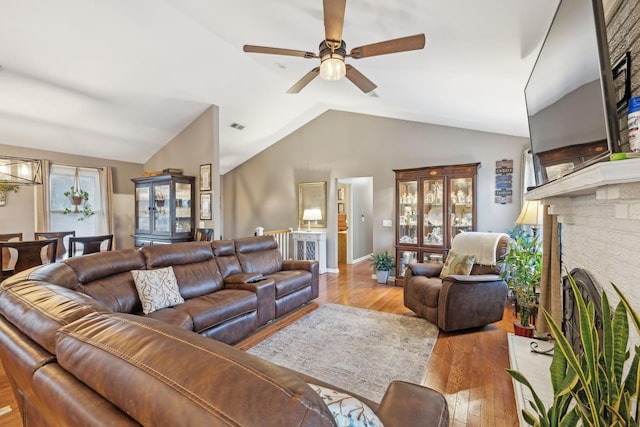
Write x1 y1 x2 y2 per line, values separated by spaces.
243 45 318 59
345 65 377 94
287 68 320 94
323 0 346 42
349 34 426 59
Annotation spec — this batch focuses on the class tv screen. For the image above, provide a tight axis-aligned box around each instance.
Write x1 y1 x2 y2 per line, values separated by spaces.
525 0 620 186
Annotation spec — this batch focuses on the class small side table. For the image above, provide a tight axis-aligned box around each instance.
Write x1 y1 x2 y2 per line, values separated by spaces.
291 231 327 274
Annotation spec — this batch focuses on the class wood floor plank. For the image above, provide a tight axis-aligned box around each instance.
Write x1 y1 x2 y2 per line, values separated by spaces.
0 260 519 426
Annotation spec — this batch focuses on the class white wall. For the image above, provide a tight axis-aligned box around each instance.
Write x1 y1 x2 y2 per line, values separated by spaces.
222 109 529 270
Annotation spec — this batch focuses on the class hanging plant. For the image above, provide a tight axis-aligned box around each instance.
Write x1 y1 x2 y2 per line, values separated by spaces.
63 167 95 221
63 187 95 220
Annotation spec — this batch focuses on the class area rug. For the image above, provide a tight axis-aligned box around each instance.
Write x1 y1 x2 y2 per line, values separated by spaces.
247 303 438 403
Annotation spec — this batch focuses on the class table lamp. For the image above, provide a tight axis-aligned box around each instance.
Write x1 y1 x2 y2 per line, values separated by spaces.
515 200 542 236
302 208 322 231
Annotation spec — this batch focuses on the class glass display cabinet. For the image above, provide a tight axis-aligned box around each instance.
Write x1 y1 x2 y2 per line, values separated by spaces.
394 163 479 285
132 173 195 247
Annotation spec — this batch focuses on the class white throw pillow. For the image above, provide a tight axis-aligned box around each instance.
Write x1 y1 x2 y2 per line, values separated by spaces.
131 267 184 314
307 383 383 427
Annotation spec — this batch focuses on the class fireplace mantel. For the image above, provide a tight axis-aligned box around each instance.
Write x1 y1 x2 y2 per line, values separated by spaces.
526 158 640 199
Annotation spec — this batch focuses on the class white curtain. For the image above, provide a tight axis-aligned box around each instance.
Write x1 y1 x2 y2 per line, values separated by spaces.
521 149 536 204
98 166 115 248
34 159 51 232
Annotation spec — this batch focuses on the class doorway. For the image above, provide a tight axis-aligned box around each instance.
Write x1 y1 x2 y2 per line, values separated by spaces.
336 177 373 265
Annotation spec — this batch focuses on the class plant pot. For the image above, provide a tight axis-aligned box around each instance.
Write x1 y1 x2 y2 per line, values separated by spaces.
513 322 535 338
376 270 390 284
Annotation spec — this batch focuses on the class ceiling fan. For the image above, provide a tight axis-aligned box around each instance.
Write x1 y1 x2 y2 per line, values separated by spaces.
243 0 426 94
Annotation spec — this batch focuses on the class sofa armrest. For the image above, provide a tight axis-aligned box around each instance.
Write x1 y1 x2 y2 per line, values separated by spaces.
281 259 318 275
225 278 276 325
377 381 449 427
224 272 264 284
407 262 443 278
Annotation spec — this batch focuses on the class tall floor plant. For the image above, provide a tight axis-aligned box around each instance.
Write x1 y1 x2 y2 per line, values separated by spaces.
507 275 640 426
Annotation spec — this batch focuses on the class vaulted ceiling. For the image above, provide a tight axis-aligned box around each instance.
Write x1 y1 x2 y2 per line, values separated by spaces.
0 0 561 173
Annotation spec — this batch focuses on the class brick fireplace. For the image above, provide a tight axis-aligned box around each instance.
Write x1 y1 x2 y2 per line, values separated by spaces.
528 157 640 347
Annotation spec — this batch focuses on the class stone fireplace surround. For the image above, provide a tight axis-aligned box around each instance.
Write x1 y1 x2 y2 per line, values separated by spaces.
527 157 640 348
509 158 640 423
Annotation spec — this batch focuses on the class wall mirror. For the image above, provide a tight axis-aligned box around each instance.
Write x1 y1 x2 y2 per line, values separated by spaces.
298 181 327 229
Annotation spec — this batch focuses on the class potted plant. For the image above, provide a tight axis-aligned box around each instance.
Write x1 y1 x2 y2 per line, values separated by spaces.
63 186 95 221
0 184 18 207
507 276 640 426
370 251 395 284
500 232 542 337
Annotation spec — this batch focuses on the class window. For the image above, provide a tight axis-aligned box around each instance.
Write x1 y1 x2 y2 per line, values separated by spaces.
49 165 103 236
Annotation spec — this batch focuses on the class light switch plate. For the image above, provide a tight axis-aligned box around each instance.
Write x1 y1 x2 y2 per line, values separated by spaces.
382 219 392 227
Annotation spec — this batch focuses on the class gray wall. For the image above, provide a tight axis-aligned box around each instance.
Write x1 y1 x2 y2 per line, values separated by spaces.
349 178 373 261
0 143 142 248
222 109 529 270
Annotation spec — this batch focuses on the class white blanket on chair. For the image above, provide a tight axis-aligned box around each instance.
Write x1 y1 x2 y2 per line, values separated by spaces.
451 232 509 265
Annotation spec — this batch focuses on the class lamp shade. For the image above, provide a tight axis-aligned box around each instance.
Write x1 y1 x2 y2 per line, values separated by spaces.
303 208 322 221
515 200 542 226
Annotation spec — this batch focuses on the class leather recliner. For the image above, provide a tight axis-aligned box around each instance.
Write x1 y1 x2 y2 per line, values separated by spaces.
404 232 510 332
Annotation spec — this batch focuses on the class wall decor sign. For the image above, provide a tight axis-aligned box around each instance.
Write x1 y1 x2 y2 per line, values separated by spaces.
199 164 212 192
495 159 513 204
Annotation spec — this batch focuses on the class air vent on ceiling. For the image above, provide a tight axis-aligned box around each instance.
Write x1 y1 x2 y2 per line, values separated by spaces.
230 122 245 130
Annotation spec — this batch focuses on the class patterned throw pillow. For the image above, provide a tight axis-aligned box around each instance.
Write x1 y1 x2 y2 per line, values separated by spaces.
131 267 184 314
439 251 476 278
307 383 383 427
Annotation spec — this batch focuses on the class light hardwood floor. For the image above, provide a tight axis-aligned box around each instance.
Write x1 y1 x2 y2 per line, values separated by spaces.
0 261 518 427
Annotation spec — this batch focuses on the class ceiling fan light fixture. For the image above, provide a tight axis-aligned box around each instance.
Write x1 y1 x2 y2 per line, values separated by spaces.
319 40 346 81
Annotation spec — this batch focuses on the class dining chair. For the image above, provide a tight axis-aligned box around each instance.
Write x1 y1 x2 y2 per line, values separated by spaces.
0 232 23 273
194 228 214 242
35 231 76 261
0 239 57 280
67 235 114 258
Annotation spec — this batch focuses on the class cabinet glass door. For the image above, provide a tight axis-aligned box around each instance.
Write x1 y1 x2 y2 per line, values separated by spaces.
397 249 418 278
135 184 151 234
174 182 192 234
450 177 474 239
423 178 445 247
153 183 171 234
398 180 418 245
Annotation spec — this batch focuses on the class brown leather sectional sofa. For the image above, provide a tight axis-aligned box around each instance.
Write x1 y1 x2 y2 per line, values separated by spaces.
0 235 450 426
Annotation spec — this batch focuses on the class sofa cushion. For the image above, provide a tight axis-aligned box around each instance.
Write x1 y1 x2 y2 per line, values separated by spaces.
131 267 185 314
173 289 257 333
439 251 475 278
234 236 283 275
145 307 194 330
212 239 244 278
308 383 383 427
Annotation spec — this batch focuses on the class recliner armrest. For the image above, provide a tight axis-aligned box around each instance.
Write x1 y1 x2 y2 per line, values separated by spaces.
281 259 318 275
225 278 276 325
407 262 443 278
443 274 501 283
377 381 449 427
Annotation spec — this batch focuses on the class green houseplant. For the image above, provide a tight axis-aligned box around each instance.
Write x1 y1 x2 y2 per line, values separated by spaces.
500 233 542 334
370 251 395 284
507 276 640 426
63 186 95 221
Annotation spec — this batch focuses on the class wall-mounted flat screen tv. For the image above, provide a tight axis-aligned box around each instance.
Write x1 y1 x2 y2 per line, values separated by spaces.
525 0 620 186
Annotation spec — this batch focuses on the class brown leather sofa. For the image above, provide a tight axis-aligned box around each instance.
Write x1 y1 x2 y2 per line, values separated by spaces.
0 238 450 426
404 232 510 332
2 236 317 345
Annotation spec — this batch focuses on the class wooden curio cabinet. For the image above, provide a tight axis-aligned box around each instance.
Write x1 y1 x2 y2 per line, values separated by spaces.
394 163 479 285
132 174 195 247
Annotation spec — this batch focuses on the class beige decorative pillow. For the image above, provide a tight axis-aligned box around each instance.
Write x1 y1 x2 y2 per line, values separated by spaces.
131 267 184 314
440 251 476 278
307 383 382 427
